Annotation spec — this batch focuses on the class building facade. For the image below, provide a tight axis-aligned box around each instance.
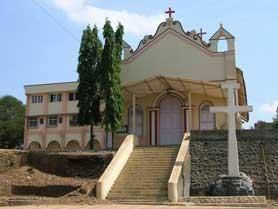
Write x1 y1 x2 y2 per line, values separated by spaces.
24 16 249 151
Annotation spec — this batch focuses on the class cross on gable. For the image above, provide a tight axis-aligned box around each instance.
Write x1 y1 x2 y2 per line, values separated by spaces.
210 82 253 177
165 7 175 18
197 28 207 42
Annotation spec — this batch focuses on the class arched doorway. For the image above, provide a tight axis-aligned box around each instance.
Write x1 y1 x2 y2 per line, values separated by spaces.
159 95 183 145
46 141 60 152
66 140 81 151
29 142 41 151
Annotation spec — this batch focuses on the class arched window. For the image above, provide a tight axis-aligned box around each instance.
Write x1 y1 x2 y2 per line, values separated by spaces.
199 102 215 130
128 105 143 137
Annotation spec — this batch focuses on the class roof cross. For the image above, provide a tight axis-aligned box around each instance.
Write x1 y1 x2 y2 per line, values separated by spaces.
165 7 175 18
197 28 207 42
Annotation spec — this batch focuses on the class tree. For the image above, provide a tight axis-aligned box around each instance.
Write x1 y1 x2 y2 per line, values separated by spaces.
0 95 25 149
76 25 102 150
100 20 124 150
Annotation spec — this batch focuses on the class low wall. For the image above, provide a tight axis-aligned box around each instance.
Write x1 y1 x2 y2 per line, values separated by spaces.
190 130 278 197
168 133 190 202
11 185 80 197
96 135 138 200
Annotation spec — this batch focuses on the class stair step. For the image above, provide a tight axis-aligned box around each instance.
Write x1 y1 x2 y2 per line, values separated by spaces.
109 190 168 195
110 188 167 192
123 164 174 168
108 193 167 198
107 145 178 202
114 180 169 185
116 173 170 178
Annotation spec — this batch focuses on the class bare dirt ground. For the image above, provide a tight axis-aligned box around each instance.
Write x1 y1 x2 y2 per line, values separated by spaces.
0 166 90 187
0 150 114 204
1 150 278 208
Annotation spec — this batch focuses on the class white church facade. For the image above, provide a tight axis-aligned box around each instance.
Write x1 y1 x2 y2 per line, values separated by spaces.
23 12 249 151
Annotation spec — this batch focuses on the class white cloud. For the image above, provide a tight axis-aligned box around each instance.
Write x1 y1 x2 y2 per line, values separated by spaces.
259 100 278 113
52 0 164 36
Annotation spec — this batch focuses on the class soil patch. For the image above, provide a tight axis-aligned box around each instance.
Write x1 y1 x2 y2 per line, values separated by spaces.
0 150 113 202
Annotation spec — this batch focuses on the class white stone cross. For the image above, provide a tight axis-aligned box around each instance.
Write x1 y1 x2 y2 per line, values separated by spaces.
210 82 253 177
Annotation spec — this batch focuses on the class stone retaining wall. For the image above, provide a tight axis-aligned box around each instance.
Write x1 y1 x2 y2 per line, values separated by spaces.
190 130 278 197
11 185 80 197
0 150 28 173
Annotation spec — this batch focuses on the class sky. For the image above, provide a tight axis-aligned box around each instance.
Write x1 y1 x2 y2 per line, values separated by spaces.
0 0 277 128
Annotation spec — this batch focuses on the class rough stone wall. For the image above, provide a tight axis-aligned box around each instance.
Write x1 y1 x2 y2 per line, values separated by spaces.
0 150 28 173
190 130 278 197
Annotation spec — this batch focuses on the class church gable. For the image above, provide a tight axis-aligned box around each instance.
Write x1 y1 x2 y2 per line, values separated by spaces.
123 18 213 61
121 18 236 85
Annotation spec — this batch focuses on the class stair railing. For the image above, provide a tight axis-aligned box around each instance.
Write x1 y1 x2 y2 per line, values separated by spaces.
168 133 190 202
96 134 138 200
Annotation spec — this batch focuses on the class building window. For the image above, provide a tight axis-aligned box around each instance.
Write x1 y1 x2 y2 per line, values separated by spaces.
28 117 38 128
69 115 78 127
199 102 216 130
49 94 62 103
39 118 44 125
128 105 143 137
68 92 78 101
48 116 58 127
59 117 63 124
31 95 43 103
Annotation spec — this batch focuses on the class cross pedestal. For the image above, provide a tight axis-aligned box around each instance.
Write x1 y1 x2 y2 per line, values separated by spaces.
210 82 253 177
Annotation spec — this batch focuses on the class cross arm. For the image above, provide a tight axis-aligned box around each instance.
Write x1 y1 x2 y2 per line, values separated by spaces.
234 105 253 113
210 106 228 113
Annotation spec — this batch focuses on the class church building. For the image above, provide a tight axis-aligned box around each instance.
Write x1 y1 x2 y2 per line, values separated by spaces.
23 10 248 151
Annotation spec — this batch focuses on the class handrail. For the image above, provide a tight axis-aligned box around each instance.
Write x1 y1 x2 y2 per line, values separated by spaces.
168 133 190 202
96 134 138 200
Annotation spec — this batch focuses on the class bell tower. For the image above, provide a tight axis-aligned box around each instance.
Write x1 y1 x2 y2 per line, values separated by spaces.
210 24 236 79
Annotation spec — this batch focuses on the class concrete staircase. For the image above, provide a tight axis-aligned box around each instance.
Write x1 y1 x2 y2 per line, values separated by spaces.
107 145 179 202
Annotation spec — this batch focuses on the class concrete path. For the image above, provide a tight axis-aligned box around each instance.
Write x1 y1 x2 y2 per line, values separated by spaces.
0 204 267 209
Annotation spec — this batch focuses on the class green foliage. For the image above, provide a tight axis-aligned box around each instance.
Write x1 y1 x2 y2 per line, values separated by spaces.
0 95 25 149
77 20 125 150
76 25 102 149
273 119 278 130
272 109 278 130
100 20 124 134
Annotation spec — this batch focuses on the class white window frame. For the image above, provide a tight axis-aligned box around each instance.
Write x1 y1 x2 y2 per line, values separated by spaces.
48 116 58 127
31 95 43 103
49 94 62 103
28 117 38 128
